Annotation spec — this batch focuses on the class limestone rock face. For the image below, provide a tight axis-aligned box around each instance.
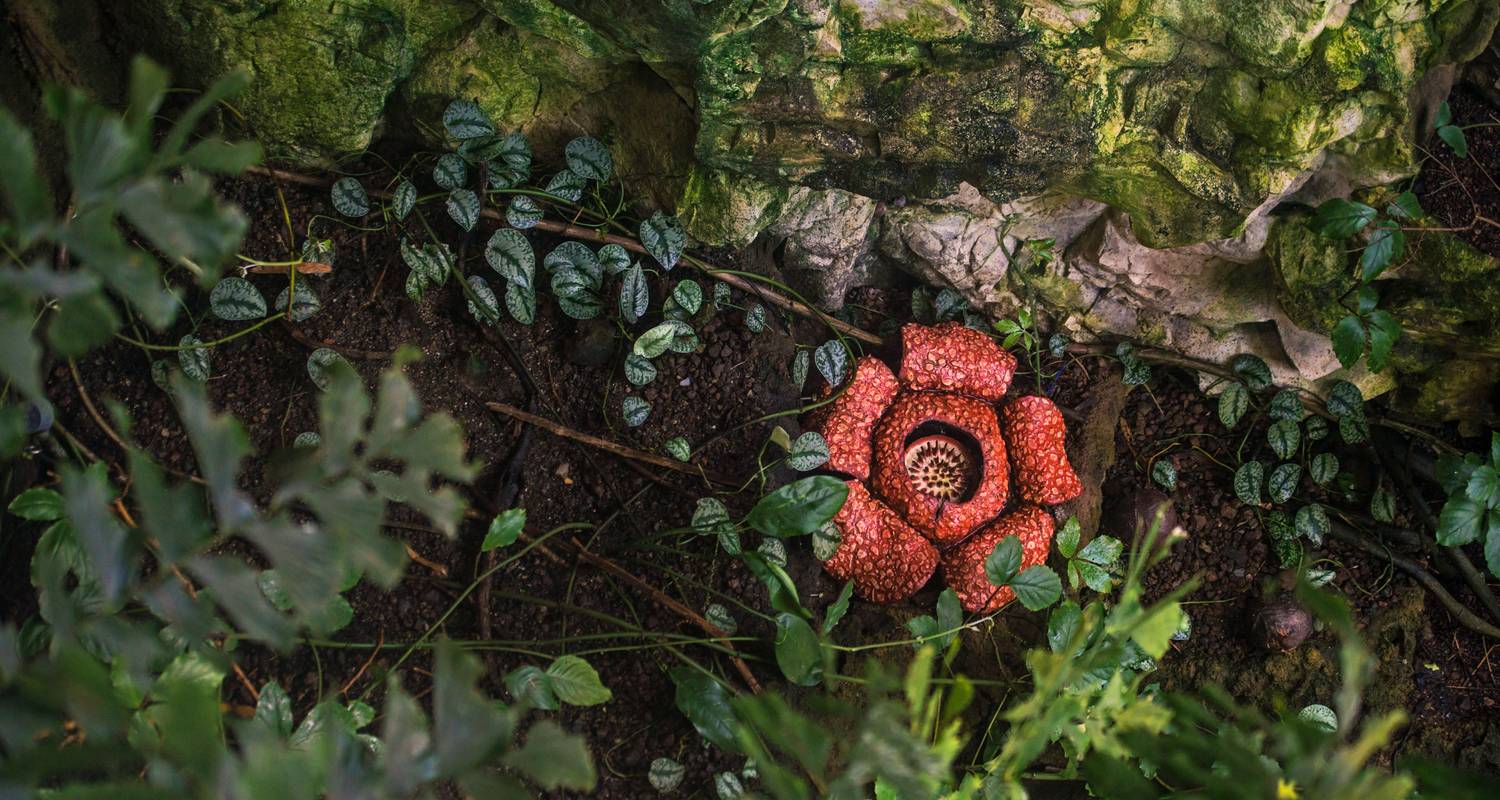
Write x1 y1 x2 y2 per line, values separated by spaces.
29 0 1496 420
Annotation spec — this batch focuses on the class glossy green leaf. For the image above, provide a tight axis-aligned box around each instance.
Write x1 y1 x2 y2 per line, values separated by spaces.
483 508 525 551
1437 497 1484 546
1360 221 1403 282
773 613 822 686
1331 315 1366 369
670 667 742 753
747 476 847 537
1308 198 1377 238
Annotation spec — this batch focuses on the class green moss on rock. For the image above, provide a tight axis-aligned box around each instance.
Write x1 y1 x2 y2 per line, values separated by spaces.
678 166 789 249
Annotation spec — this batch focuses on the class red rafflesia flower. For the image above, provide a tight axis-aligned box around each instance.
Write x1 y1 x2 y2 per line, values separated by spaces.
809 322 1081 612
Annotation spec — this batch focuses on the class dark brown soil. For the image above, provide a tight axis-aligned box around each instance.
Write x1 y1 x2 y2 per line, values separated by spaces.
1417 86 1500 259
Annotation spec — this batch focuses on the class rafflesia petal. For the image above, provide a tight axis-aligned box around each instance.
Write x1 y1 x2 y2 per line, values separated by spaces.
942 505 1054 612
823 481 938 603
1000 395 1082 505
870 392 1008 545
898 322 1017 401
808 357 899 480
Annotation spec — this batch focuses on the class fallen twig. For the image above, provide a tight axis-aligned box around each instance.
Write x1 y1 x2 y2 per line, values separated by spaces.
486 401 734 486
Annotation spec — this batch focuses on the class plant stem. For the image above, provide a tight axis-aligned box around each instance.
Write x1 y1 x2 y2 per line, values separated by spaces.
115 311 287 351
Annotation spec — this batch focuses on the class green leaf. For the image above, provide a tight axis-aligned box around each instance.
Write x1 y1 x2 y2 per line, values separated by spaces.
624 353 657 386
0 107 54 246
1218 383 1249 428
1370 483 1396 523
1360 220 1403 282
1295 504 1329 546
1485 515 1500 580
1438 124 1468 158
1326 380 1363 417
665 436 692 462
48 291 119 356
747 476 848 537
634 322 677 359
1077 535 1123 570
1117 342 1151 385
330 177 368 217
506 664 557 710
545 169 585 202
564 136 613 182
1437 100 1453 128
209 276 266 321
670 667 742 753
465 275 501 325
745 304 767 333
275 282 321 322
640 211 685 271
446 188 480 231
1437 497 1484 546
773 613 823 686
1234 461 1264 505
785 431 830 471
1231 354 1272 391
673 279 703 315
483 508 525 551
620 263 649 323
0 308 44 401
547 655 613 706
391 178 416 220
1310 452 1339 485
443 99 494 139
1056 513 1080 558
178 335 210 382
1268 389 1302 422
1365 310 1401 373
507 195 542 229
1151 459 1177 492
706 602 737 634
1008 566 1063 611
505 720 597 791
650 757 686 793
1268 419 1300 460
985 536 1023 586
823 580 855 635
545 241 603 286
254 681 294 738
1309 198 1377 238
180 138 262 173
1331 315 1366 369
814 340 848 386
1047 600 1083 653
306 347 348 392
1338 409 1369 444
790 350 811 389
1268 462 1301 504
9 487 64 521
1468 465 1500 509
1304 414 1330 442
433 153 467 190
1387 190 1422 221
485 228 535 288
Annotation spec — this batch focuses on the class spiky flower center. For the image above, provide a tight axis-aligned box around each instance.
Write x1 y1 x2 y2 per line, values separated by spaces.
904 435 975 501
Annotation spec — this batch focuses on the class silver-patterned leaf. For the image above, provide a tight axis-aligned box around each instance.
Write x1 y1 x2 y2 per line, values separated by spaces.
713 281 732 310
391 179 416 220
330 177 368 217
664 436 691 462
649 757 685 793
293 431 320 448
210 277 266 321
673 279 703 315
791 350 810 387
785 431 829 471
620 264 649 324
745 304 766 333
442 99 494 140
446 188 480 231
599 244 631 276
306 347 347 391
433 153 467 190
624 353 656 386
545 241 603 286
705 603 736 634
505 283 536 325
274 283 321 323
622 396 651 427
812 521 841 561
564 136 612 182
466 275 500 326
545 169 585 202
640 211 685 271
507 195 542 229
485 228 535 288
178 335 210 382
814 339 848 386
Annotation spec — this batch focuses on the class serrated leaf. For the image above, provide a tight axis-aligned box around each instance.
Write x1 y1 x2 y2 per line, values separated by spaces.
1331 315 1366 369
622 396 651 427
1366 310 1400 373
391 178 416 220
446 188 479 231
786 431 830 471
985 536 1022 586
433 153 467 190
620 264 649 323
1269 462 1301 504
269 282 319 324
1055 516 1080 559
1438 497 1484 546
640 211 685 271
1309 198 1377 238
330 177 368 217
1361 221 1403 282
547 655 612 706
565 137 613 182
1218 383 1249 428
507 195 542 228
673 279 703 315
1387 190 1422 221
209 276 266 321
178 335 210 382
1009 566 1062 611
1234 461 1264 505
1467 465 1500 509
443 99 494 140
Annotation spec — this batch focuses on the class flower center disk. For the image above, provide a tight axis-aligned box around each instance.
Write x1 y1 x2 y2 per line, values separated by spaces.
903 435 975 501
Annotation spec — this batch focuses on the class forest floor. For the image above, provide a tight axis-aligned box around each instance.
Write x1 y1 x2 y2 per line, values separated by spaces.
8 89 1500 799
